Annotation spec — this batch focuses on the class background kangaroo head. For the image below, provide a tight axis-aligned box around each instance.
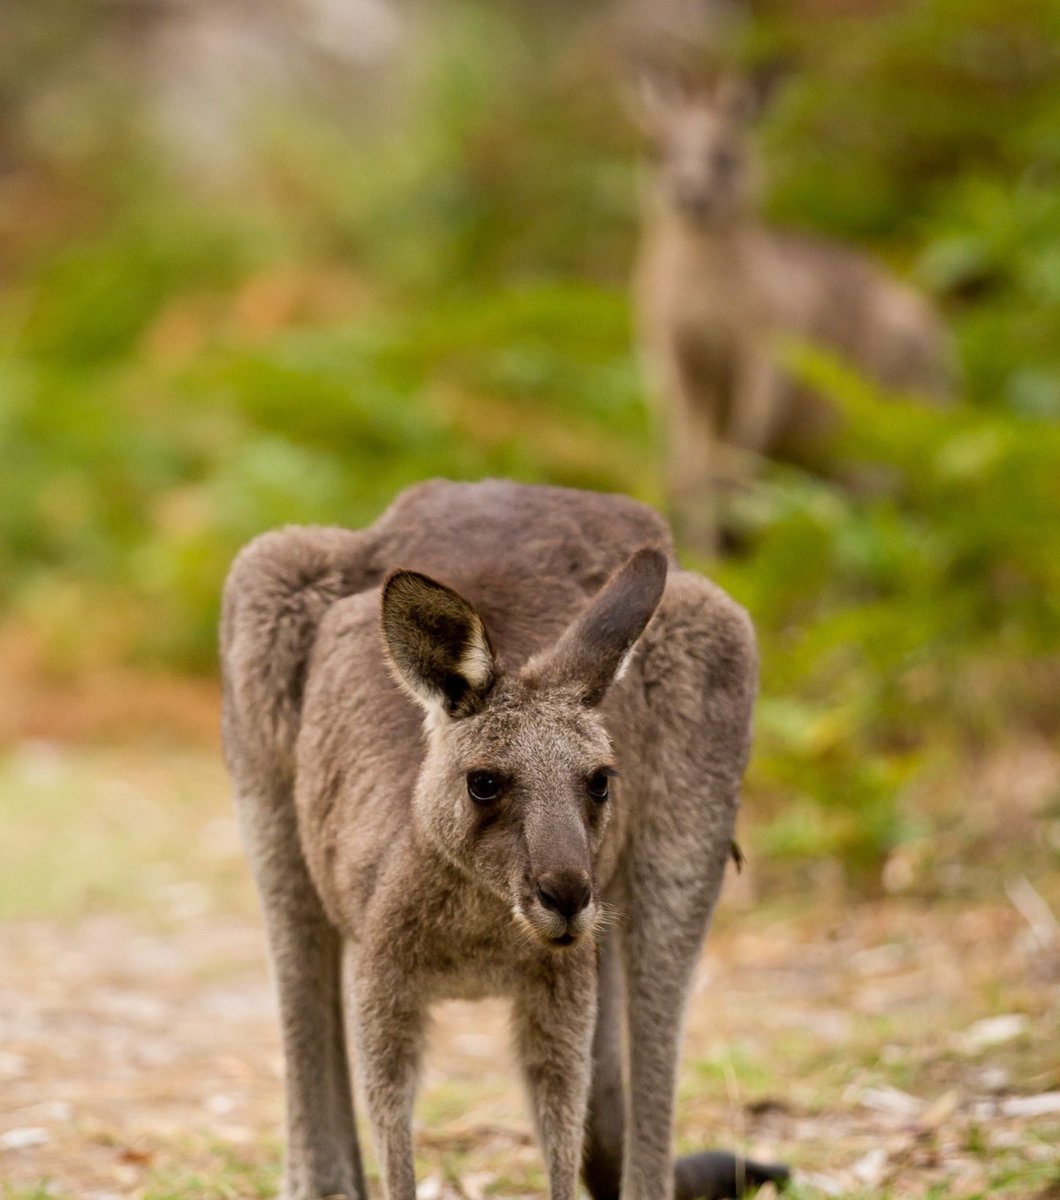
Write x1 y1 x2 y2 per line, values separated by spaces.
381 548 667 949
633 63 778 227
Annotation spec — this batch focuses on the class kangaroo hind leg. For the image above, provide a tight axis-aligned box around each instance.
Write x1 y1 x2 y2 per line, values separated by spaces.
581 931 787 1200
239 790 366 1200
616 577 789 1199
222 526 373 1200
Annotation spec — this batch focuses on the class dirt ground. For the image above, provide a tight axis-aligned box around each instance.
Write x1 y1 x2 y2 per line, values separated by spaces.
1 742 1058 1199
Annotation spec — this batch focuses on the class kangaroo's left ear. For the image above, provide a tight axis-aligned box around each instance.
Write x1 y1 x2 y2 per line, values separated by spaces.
381 570 497 719
524 547 668 707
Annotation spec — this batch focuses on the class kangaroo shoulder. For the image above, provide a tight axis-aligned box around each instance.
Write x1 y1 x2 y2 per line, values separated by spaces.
649 571 757 691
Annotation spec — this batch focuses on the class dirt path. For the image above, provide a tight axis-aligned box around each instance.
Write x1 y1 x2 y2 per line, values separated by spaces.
3 887 1058 1199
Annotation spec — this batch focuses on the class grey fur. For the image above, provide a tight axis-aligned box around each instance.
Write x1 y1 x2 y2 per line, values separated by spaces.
632 65 953 551
221 479 782 1200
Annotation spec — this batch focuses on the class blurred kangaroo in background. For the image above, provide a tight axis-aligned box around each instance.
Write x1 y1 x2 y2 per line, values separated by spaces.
632 62 952 551
221 479 789 1200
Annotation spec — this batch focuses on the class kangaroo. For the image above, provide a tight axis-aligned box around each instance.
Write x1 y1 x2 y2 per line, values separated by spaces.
632 64 952 551
221 479 789 1200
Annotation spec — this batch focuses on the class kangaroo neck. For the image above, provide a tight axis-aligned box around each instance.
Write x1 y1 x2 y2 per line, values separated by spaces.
675 212 754 251
645 201 755 263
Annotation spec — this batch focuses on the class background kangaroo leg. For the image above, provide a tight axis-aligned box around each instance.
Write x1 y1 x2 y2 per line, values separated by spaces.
237 790 366 1200
665 370 726 557
726 352 783 464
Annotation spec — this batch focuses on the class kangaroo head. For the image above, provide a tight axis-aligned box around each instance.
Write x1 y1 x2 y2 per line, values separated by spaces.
381 548 668 949
633 65 771 228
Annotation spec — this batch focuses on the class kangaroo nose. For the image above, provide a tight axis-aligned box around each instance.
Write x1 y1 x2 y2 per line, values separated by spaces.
537 870 592 921
675 187 712 218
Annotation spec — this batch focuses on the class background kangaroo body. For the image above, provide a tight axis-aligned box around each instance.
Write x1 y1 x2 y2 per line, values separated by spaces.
221 479 788 1200
632 68 952 549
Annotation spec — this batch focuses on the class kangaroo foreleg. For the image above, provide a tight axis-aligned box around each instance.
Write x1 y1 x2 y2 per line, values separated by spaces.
512 951 597 1200
350 959 425 1200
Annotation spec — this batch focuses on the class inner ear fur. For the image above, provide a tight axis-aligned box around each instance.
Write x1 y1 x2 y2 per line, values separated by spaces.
526 547 668 707
381 570 497 719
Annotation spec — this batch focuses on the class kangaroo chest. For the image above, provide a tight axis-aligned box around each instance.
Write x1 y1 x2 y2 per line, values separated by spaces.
346 849 586 1002
640 223 761 344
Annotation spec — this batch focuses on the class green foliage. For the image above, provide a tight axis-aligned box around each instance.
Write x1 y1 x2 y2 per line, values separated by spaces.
1 0 1058 878
717 352 1060 872
760 0 1060 412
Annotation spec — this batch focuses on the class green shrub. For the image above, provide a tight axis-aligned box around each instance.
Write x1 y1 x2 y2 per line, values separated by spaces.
2 0 1058 878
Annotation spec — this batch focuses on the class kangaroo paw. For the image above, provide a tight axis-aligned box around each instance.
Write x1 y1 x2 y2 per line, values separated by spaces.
675 1149 791 1199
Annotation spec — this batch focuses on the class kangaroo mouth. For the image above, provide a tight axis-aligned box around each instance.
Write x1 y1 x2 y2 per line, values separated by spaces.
517 896 596 949
678 195 713 220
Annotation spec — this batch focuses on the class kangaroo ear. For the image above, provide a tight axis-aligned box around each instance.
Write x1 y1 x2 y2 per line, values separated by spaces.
719 58 791 122
624 59 699 135
381 571 497 719
527 548 668 707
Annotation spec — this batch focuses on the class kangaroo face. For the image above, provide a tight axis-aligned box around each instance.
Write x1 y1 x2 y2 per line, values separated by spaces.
416 682 614 948
637 72 760 227
380 549 668 951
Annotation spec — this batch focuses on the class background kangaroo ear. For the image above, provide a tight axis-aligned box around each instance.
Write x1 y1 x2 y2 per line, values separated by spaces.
381 570 497 719
527 547 668 707
625 60 692 132
718 57 793 122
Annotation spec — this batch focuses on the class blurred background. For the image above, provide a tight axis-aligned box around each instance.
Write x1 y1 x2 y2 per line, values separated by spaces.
1 0 1058 1196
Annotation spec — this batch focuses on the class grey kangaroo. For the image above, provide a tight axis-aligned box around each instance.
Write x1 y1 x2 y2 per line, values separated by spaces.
632 64 952 550
221 479 789 1200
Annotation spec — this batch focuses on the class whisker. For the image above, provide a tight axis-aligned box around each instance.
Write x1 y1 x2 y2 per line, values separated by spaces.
508 906 540 951
592 900 626 941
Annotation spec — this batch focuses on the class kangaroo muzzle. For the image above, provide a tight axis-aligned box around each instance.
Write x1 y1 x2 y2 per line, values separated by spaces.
524 866 596 947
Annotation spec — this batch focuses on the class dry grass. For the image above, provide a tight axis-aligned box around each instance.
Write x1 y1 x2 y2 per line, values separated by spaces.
1 738 1058 1199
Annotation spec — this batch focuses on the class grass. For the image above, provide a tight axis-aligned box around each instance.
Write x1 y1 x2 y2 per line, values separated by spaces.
2 745 1057 1198
0 741 249 925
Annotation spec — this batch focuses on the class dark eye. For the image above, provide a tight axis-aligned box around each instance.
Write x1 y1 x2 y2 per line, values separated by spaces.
587 770 611 803
467 771 503 804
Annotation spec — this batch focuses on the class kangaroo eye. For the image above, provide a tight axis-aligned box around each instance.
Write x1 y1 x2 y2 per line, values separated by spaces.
587 770 611 802
467 771 503 804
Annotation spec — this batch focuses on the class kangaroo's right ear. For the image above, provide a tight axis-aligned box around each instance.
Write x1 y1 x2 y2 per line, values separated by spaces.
381 570 497 720
717 58 791 122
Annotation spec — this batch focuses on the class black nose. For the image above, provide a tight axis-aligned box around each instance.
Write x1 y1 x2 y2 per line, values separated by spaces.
674 185 713 219
537 870 592 921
